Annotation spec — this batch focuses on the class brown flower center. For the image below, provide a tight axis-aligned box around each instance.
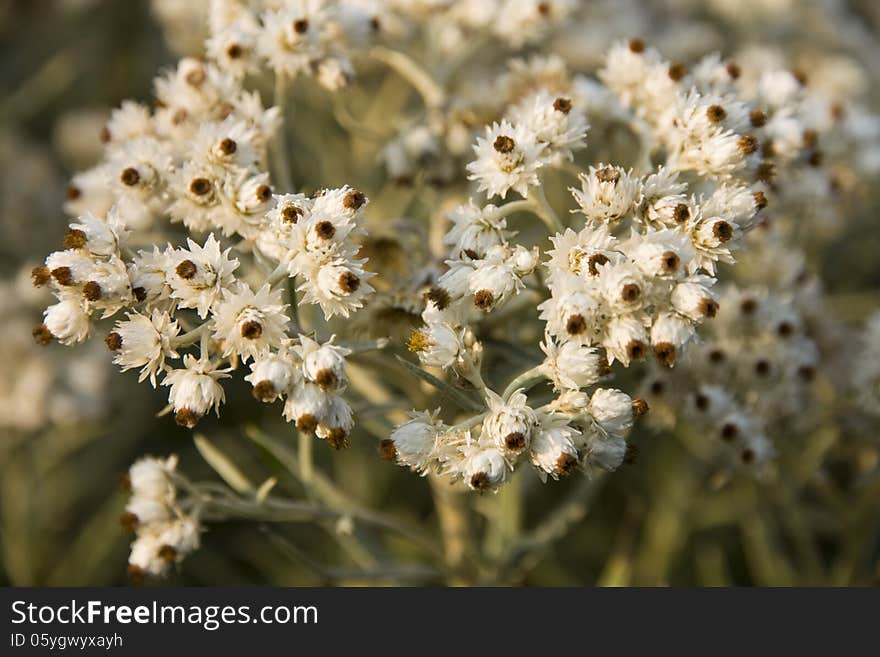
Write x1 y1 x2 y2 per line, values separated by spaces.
626 340 646 360
51 266 74 286
64 229 87 250
343 189 366 210
713 221 733 242
553 97 572 113
566 314 587 335
379 439 397 461
83 281 102 301
504 432 526 451
189 177 212 196
587 253 609 276
706 104 727 123
315 220 336 240
219 137 237 155
240 320 263 340
297 413 318 434
668 63 687 81
654 342 676 367
493 135 515 153
31 266 51 287
252 380 276 401
282 205 303 223
474 290 494 310
699 298 719 318
661 251 680 272
339 272 361 293
621 283 641 303
175 408 201 429
327 428 350 450
175 259 197 279
120 167 140 186
32 324 53 345
315 368 338 390
673 203 690 223
596 166 620 184
423 286 450 310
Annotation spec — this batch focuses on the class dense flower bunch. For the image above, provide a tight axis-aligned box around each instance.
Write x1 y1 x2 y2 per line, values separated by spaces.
122 456 201 579
23 0 880 579
31 52 377 441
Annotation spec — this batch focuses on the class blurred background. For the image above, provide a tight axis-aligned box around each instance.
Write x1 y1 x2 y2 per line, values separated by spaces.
1 0 879 586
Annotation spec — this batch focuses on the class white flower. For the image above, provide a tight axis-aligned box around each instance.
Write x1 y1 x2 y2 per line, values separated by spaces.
125 495 171 527
129 455 177 501
529 412 580 480
257 2 334 79
463 447 509 492
128 530 169 577
390 409 445 473
466 119 545 199
589 388 634 439
206 19 260 78
108 309 180 386
43 297 90 345
299 258 375 319
168 234 240 318
482 389 537 456
408 320 463 369
294 334 351 392
245 348 301 402
283 381 330 433
650 312 695 367
538 285 603 345
571 164 642 223
211 283 289 362
603 314 650 366
671 275 719 321
162 354 230 427
508 90 588 165
315 394 354 449
468 250 524 312
540 336 606 391
545 225 620 287
128 246 173 309
444 201 513 259
68 209 129 257
621 228 693 278
598 261 646 313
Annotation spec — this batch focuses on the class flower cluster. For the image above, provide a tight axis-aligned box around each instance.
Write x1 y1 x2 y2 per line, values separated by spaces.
32 48 376 445
123 456 201 580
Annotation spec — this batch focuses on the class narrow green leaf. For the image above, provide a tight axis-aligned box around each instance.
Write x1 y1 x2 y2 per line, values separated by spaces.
393 356 484 412
193 434 254 495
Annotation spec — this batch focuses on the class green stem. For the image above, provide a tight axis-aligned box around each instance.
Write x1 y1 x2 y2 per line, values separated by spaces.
369 46 445 109
502 365 546 401
271 72 294 192
531 184 565 233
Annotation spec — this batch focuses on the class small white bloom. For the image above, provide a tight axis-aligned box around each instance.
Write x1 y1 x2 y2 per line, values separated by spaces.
211 283 289 362
294 334 351 392
43 297 90 345
108 309 180 386
390 409 445 473
466 119 545 199
162 354 230 427
540 336 606 391
589 388 634 439
529 412 580 480
482 389 537 456
168 234 240 319
571 164 642 223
